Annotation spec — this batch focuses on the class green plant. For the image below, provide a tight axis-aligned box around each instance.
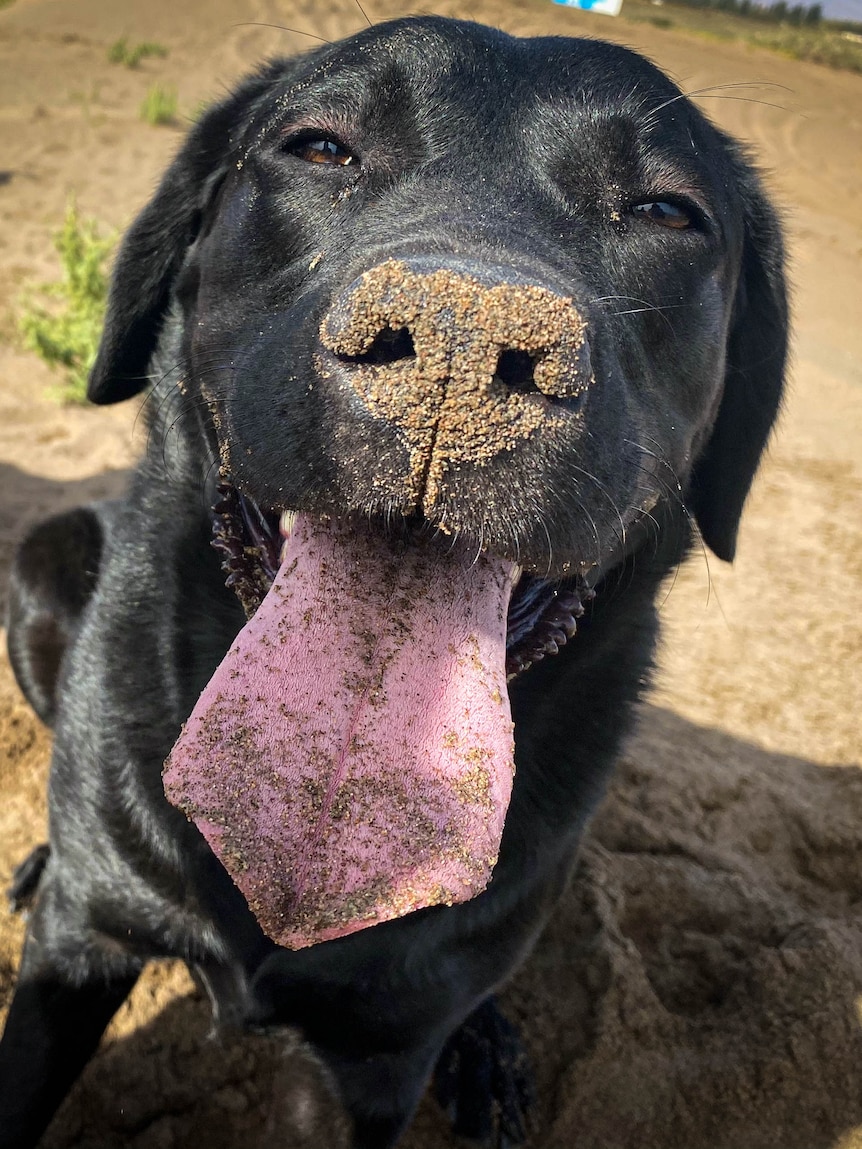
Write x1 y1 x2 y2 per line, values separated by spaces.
619 0 862 74
107 37 129 64
748 24 862 70
108 37 168 67
140 83 178 125
19 201 113 404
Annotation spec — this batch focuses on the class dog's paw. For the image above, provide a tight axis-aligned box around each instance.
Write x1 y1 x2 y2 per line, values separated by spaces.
7 843 50 914
433 996 534 1148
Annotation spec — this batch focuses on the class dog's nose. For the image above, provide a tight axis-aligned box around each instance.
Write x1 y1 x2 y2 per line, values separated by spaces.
321 257 592 399
319 257 593 506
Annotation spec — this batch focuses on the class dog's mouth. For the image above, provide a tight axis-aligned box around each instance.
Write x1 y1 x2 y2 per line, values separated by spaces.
210 481 591 679
162 480 591 951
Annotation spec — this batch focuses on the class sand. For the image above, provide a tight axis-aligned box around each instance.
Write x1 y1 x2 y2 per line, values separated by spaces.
0 0 860 1145
320 259 592 505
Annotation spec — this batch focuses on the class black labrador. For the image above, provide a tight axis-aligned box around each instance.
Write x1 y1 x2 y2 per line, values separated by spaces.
0 16 787 1149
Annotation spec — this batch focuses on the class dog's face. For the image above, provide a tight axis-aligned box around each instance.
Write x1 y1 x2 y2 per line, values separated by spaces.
187 22 728 577
91 17 786 584
84 16 786 949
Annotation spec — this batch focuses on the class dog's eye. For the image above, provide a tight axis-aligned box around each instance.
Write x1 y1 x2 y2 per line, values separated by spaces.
631 201 693 229
288 137 355 166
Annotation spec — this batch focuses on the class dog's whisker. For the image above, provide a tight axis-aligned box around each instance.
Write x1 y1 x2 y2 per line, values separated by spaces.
689 95 793 112
232 21 333 44
623 439 685 505
590 295 681 336
136 364 187 435
611 306 681 317
570 461 628 552
537 515 554 581
625 443 695 601
349 0 375 29
571 497 603 572
625 441 720 617
649 80 793 118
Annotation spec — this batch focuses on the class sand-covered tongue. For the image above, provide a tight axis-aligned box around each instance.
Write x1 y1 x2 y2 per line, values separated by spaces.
163 514 517 949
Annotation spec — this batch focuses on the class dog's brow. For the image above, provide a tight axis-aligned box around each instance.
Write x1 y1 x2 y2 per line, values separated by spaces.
640 155 713 202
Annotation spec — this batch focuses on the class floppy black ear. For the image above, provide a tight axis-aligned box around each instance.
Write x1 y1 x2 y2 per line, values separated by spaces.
688 163 788 561
88 66 284 404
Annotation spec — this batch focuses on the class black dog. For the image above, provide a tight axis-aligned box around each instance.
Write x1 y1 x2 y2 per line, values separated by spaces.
0 17 786 1148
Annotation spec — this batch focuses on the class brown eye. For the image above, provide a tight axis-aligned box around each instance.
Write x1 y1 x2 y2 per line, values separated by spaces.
632 201 692 229
290 137 354 166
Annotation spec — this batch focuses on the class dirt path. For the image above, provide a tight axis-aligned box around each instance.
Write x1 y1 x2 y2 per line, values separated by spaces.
1 0 860 1145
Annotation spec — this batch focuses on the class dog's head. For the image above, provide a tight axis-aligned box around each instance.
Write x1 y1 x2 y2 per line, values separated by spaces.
89 19 788 945
90 17 786 573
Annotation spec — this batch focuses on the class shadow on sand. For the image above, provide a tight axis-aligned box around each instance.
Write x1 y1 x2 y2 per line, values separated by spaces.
0 700 853 1149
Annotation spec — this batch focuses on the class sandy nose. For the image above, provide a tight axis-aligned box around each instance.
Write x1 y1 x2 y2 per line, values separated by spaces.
320 257 593 402
319 258 594 507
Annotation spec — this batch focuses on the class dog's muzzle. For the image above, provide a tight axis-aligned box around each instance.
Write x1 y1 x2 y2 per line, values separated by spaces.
318 257 594 507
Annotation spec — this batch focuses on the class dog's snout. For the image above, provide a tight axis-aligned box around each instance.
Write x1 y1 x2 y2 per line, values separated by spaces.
318 258 594 508
320 258 592 403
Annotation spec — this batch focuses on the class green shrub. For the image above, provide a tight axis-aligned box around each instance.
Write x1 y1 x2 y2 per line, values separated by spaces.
140 83 178 125
107 37 130 64
749 25 862 70
19 201 113 404
108 38 168 68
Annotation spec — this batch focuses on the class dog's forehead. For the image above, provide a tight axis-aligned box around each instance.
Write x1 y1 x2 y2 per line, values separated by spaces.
264 17 685 122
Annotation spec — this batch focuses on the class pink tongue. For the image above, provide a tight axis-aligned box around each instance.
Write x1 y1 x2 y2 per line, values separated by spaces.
163 514 516 949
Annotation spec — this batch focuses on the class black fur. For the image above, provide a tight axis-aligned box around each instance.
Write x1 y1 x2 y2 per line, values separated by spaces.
6 504 115 727
0 18 786 1149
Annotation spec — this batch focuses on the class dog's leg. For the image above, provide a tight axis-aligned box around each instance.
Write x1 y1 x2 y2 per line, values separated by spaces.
328 1043 442 1149
433 996 534 1148
0 891 140 1149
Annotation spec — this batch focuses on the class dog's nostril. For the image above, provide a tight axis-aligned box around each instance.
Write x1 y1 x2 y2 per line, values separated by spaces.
495 349 539 394
359 325 416 366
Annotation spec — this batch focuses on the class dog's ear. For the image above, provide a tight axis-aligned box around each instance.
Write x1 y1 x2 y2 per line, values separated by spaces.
688 163 788 562
88 67 283 405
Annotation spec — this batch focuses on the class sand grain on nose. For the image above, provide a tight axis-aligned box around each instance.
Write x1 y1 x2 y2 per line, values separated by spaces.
320 258 593 506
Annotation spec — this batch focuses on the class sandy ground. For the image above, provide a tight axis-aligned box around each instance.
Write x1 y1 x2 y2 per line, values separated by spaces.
0 0 861 1145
